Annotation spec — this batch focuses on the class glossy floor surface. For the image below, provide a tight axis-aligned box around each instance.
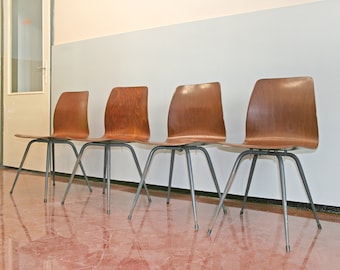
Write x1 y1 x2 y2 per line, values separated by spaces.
1 167 340 269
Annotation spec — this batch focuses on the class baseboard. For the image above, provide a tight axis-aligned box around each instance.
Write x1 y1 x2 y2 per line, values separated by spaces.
4 166 340 215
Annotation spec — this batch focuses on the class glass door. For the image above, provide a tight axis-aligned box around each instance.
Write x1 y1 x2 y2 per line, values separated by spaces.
2 0 51 170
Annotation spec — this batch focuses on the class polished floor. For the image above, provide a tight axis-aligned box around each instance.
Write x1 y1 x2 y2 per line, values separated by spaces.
1 167 340 269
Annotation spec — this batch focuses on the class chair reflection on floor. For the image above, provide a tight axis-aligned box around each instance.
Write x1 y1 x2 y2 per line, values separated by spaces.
9 186 90 269
207 77 322 252
10 91 92 202
128 82 227 230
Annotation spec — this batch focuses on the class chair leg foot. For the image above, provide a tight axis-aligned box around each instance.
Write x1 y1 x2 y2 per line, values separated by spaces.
286 245 291 253
194 224 199 230
207 229 212 236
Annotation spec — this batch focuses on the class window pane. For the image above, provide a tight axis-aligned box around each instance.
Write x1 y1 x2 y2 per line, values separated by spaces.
12 0 42 92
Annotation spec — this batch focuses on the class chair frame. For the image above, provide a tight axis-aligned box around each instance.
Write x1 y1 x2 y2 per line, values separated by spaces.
61 141 151 214
128 144 225 230
207 149 321 252
10 139 91 202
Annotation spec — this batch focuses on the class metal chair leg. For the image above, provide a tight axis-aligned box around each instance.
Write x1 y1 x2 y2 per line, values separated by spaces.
208 150 250 235
287 152 322 230
167 150 176 204
44 141 52 203
128 147 158 220
10 139 38 194
197 146 227 213
61 142 89 204
106 145 111 214
240 154 258 215
65 140 92 192
52 141 56 186
276 154 291 252
103 149 107 194
184 148 199 230
125 144 151 202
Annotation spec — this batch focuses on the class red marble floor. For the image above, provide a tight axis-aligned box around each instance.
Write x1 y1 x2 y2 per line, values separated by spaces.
1 167 339 270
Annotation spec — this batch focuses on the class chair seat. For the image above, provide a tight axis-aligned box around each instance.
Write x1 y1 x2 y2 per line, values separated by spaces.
73 135 150 143
166 135 226 145
136 137 225 147
15 134 52 140
222 137 318 150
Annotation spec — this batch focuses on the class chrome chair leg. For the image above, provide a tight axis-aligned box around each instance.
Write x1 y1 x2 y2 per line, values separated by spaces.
167 150 176 204
287 152 322 229
240 154 258 215
61 142 89 204
103 149 107 194
184 148 199 230
65 140 92 192
52 141 56 186
207 150 250 235
128 147 158 220
10 139 38 195
197 146 227 214
276 153 291 252
106 145 111 214
44 141 52 203
125 144 151 202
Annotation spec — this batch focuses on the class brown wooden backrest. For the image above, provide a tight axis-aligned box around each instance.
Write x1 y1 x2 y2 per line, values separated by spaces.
104 86 150 141
167 82 226 142
245 77 318 149
53 91 89 139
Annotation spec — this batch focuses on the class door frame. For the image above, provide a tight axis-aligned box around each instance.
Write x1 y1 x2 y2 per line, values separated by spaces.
1 0 53 169
0 0 3 165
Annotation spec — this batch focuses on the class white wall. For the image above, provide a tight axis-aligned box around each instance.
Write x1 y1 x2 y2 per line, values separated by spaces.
52 0 340 208
54 0 322 44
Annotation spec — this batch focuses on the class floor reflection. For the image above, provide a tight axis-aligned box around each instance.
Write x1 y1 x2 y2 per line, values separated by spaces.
0 168 340 269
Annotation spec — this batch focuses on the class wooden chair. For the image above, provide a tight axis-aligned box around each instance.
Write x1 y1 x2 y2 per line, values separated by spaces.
61 86 151 214
207 77 322 252
10 91 92 202
128 82 227 230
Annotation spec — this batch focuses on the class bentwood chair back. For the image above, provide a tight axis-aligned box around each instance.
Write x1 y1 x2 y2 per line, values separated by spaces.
103 86 150 141
52 91 90 139
167 82 226 143
244 77 318 149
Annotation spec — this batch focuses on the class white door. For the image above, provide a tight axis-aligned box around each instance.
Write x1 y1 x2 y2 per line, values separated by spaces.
2 0 51 170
